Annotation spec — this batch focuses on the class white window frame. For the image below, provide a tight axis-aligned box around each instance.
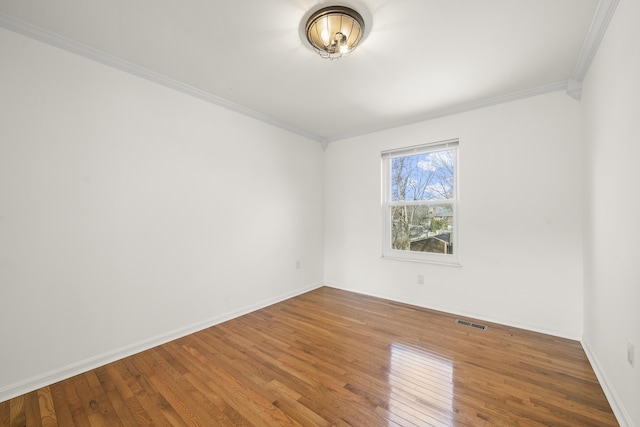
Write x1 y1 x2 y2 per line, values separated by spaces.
381 139 460 266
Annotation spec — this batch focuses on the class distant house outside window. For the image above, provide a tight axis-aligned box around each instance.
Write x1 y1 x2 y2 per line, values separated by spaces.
381 140 460 265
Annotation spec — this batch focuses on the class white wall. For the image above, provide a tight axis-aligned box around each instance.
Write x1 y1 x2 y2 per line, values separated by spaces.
324 91 584 338
0 28 324 400
581 0 640 424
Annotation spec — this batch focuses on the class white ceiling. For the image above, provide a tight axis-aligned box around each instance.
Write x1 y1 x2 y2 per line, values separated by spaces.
0 0 612 143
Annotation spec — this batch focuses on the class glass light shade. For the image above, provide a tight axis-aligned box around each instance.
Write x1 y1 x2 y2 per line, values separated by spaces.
305 6 365 59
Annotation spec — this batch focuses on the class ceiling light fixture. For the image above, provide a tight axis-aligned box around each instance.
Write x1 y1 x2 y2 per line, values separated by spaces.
305 6 365 60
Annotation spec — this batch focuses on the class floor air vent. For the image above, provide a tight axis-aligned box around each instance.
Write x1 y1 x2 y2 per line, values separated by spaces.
456 319 487 330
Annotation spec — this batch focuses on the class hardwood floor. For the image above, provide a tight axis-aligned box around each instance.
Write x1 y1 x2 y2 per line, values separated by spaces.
1 287 618 426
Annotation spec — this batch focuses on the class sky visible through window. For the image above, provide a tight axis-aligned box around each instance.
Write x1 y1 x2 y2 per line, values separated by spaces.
391 149 454 202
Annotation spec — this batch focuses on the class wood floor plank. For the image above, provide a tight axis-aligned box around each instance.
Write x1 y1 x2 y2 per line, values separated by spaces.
35 389 57 427
96 364 153 426
8 395 25 427
160 343 253 425
0 286 619 426
153 346 240 425
22 392 42 427
60 375 92 426
0 399 9 427
48 383 74 427
118 357 182 427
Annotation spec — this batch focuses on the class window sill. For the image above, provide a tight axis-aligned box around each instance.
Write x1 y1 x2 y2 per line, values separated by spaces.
381 253 461 267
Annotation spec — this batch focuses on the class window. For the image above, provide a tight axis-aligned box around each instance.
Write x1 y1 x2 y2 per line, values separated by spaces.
382 139 459 265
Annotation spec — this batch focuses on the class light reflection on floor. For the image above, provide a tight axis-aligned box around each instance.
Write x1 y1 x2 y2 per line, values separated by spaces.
387 343 454 425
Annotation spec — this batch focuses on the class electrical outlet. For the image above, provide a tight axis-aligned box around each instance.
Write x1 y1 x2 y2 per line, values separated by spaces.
417 274 424 285
295 260 301 270
628 342 635 367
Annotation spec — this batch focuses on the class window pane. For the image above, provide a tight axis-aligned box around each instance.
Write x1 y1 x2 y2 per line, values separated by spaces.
391 149 455 201
391 203 454 254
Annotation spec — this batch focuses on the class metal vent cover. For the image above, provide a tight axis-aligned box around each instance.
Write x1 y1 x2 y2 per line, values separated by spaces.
455 319 487 330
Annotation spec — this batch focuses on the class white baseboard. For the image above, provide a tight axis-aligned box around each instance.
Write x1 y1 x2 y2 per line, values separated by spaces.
0 283 323 403
581 339 634 427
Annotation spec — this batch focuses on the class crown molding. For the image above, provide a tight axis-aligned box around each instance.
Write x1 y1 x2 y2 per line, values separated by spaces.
567 0 620 100
571 0 620 81
325 81 569 143
1 0 619 147
0 14 325 144
566 78 583 100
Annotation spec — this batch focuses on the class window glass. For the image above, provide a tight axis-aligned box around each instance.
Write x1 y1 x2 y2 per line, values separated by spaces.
382 140 459 265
